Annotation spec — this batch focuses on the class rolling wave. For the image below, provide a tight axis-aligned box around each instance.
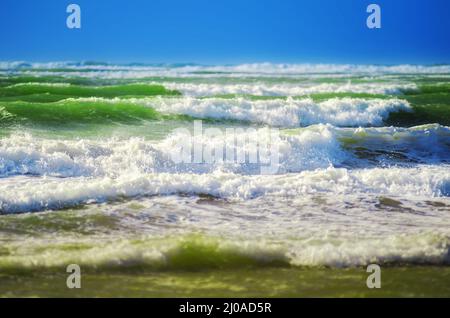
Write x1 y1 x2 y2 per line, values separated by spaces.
0 96 412 128
0 100 190 126
160 82 417 96
0 164 449 213
0 83 180 99
0 233 449 271
1 124 448 179
147 96 411 127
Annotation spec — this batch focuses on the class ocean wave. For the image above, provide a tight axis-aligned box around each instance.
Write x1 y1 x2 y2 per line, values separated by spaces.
0 124 347 178
160 82 417 96
146 96 411 127
1 124 449 179
0 165 449 213
0 83 180 98
13 95 411 127
2 61 450 75
0 99 189 126
0 233 449 271
337 124 450 164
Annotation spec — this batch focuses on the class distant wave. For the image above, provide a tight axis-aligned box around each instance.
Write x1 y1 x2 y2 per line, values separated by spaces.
160 81 418 96
2 61 450 75
0 83 180 98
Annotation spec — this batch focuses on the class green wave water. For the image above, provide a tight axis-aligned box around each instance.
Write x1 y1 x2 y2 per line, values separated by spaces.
0 100 195 126
387 85 450 126
1 92 449 127
0 229 449 297
0 83 181 100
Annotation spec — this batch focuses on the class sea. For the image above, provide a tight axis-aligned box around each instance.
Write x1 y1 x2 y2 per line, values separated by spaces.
0 62 449 297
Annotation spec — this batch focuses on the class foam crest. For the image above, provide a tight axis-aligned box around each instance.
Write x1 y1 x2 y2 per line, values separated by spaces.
0 233 448 270
160 82 417 96
0 124 346 178
148 96 411 127
0 165 448 213
2 123 449 182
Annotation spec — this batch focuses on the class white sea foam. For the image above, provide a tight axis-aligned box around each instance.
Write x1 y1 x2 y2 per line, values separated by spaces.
159 82 417 96
188 63 450 75
70 95 412 127
1 124 449 180
146 96 411 127
0 165 449 213
0 124 347 178
287 233 450 267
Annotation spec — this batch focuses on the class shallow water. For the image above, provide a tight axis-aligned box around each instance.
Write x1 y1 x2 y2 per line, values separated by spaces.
2 267 450 297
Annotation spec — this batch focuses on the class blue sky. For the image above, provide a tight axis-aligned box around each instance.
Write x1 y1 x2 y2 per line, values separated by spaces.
1 0 449 64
